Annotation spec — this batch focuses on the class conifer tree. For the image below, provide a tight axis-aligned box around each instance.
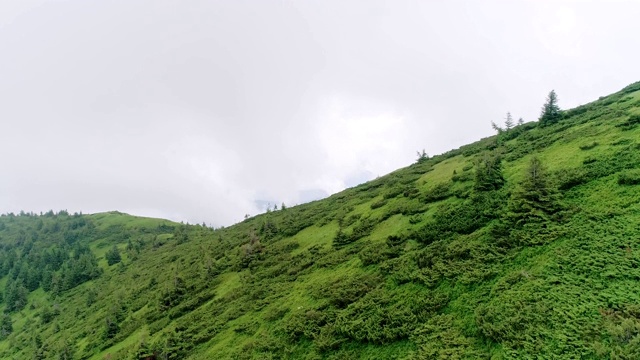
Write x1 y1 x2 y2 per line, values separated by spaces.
504 112 514 130
105 245 122 266
491 121 503 134
32 333 47 359
56 338 75 360
0 314 12 339
4 279 28 312
173 225 189 244
539 90 562 127
416 149 428 163
474 152 505 191
507 157 562 225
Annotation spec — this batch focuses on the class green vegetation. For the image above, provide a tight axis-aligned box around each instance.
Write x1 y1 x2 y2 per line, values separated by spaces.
539 89 562 127
1 82 640 358
105 245 122 266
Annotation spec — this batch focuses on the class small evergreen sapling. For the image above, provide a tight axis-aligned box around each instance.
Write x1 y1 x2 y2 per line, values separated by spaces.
491 121 503 134
416 149 428 163
0 314 12 339
105 245 122 266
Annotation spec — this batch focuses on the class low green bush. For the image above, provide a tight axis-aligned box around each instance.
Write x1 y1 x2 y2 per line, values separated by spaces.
617 114 640 130
579 141 598 150
383 186 404 199
618 169 640 185
312 273 382 308
423 182 452 202
555 167 589 190
370 199 387 210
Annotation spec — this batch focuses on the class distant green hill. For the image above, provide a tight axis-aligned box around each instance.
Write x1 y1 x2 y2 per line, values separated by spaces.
2 82 640 359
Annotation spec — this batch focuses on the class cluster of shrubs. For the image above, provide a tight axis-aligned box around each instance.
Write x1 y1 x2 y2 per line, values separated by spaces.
618 169 640 185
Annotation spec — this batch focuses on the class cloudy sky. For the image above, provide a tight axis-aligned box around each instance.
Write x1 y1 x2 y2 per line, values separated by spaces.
1 0 639 226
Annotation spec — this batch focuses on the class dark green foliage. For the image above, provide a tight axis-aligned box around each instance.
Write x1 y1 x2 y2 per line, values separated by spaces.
239 230 264 268
416 149 428 164
59 250 102 290
3 278 28 312
279 208 324 237
258 218 279 240
313 273 382 308
335 287 448 344
0 314 11 339
620 81 640 94
333 217 376 248
413 192 506 245
103 314 120 340
39 304 58 324
358 244 395 266
105 245 122 265
379 201 425 222
333 229 353 248
281 308 336 343
475 275 551 348
507 157 562 227
474 152 504 191
579 141 599 150
159 273 187 311
32 334 47 359
369 199 387 210
173 225 189 243
403 186 420 199
423 182 451 202
618 169 640 185
539 90 562 127
555 167 589 190
409 314 480 359
383 185 405 200
55 338 76 360
617 113 640 130
451 169 473 182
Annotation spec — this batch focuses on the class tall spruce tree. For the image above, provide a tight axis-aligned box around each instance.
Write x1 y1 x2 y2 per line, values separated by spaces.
539 90 562 127
505 112 514 130
507 157 562 226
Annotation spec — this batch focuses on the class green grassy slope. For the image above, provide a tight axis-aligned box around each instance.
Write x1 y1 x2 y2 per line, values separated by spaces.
1 82 640 359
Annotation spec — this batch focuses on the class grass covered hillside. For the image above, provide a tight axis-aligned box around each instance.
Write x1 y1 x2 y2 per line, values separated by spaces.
2 82 640 359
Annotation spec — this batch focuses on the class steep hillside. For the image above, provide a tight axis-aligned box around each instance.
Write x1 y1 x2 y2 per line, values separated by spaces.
2 82 640 359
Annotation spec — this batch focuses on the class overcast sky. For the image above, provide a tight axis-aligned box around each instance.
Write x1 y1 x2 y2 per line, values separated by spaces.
1 0 639 226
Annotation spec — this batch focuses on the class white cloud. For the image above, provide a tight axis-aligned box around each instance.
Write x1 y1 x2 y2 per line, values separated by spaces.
532 4 582 57
1 0 639 225
315 96 408 193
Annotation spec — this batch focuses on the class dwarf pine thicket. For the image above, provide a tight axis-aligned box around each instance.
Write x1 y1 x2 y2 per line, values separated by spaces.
1 82 640 358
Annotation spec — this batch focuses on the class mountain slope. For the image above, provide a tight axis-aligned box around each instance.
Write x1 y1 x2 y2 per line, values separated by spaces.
1 82 640 359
